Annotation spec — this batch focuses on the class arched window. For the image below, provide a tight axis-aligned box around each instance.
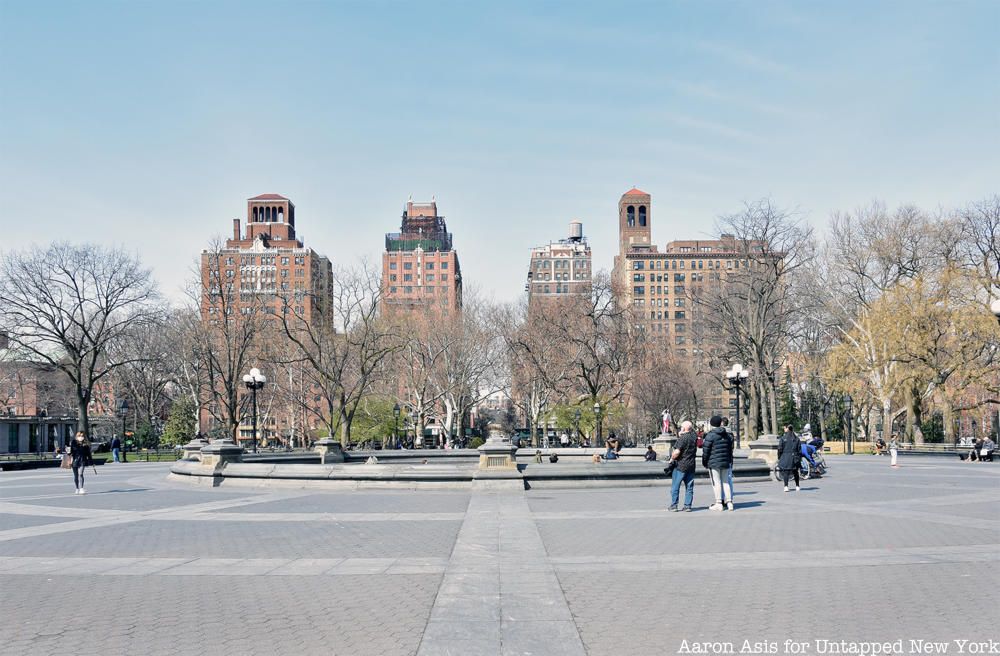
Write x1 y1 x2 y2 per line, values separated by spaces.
627 205 635 227
639 206 647 227
252 207 259 222
277 208 284 223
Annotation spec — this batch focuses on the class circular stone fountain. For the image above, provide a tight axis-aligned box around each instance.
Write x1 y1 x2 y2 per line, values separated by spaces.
168 434 774 490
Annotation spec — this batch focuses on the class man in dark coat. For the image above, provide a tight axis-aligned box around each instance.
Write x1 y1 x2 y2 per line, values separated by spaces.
777 425 802 492
668 420 698 512
701 415 734 511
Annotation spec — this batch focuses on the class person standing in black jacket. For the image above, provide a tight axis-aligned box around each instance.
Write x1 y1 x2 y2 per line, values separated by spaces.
701 416 734 511
668 421 698 512
777 425 802 492
69 431 94 495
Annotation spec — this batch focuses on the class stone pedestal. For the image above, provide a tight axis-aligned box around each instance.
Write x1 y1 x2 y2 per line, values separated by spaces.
314 438 345 464
747 434 780 466
652 433 678 460
199 440 244 471
477 436 518 471
181 437 210 461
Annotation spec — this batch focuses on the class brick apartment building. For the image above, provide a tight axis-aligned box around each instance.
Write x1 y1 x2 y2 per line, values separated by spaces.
200 194 334 446
201 194 333 324
0 361 116 454
525 220 592 303
382 198 462 316
611 188 768 418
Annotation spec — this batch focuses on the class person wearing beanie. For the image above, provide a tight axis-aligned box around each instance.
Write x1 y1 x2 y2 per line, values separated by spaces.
701 415 735 511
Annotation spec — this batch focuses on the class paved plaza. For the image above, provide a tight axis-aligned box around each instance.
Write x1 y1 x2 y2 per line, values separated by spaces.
0 457 997 656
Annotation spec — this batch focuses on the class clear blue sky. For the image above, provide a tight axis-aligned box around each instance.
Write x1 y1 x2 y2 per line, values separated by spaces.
1 1 997 302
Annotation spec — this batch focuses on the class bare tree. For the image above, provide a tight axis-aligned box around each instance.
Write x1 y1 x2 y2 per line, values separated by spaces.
0 243 160 437
629 345 701 435
163 307 212 436
694 200 813 438
822 202 934 440
432 294 507 445
199 242 270 441
108 314 174 446
548 271 642 442
281 261 400 446
498 298 576 446
955 194 1000 299
392 310 452 445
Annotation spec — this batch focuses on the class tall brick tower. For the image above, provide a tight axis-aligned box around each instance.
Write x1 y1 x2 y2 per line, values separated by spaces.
619 188 651 250
613 187 656 292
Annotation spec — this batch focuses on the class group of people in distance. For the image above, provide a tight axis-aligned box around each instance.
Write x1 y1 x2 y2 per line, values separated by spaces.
960 434 996 462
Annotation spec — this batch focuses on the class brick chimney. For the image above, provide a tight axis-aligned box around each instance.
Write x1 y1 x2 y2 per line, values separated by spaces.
233 218 241 241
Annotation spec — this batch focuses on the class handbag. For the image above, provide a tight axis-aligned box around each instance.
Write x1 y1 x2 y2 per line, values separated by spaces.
981 448 989 457
663 460 677 476
60 455 72 470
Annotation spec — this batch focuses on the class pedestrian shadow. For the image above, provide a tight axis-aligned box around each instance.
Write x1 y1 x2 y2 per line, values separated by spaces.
685 500 766 512
91 488 152 495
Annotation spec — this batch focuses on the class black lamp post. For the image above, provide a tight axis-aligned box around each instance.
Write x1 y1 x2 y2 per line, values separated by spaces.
392 403 401 449
992 300 1000 442
725 364 749 448
118 399 129 462
242 368 266 453
593 401 603 447
844 394 853 455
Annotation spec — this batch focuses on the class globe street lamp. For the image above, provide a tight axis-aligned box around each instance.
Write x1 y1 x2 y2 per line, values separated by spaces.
725 364 749 448
844 394 853 455
118 399 130 463
593 401 603 448
242 368 266 454
392 403 401 449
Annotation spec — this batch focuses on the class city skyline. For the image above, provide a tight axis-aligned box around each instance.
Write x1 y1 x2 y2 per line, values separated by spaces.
2 1 997 302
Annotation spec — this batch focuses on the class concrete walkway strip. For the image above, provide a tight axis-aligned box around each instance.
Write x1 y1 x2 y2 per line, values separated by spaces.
417 493 585 656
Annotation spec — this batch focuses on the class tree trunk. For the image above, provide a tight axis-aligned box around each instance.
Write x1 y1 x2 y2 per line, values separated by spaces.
942 398 956 445
768 383 779 437
748 385 760 440
757 381 771 435
881 398 892 442
339 409 349 447
76 388 90 439
454 409 465 447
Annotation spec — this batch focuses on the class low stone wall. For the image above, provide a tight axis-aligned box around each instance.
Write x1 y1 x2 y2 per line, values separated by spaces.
169 453 773 490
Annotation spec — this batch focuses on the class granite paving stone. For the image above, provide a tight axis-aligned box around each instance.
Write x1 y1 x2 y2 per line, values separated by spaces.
0 458 995 655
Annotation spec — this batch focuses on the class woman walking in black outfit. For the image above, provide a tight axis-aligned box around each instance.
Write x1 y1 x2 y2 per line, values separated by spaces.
70 431 94 495
777 425 801 492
